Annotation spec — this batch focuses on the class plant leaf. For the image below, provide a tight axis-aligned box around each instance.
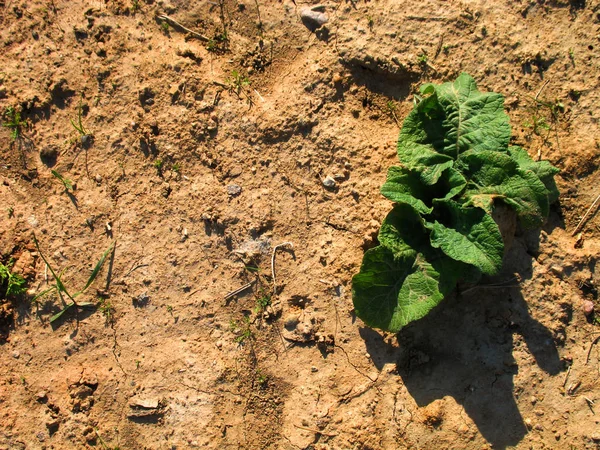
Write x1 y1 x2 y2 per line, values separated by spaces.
397 73 510 182
427 201 504 275
74 241 115 296
458 150 550 228
49 302 74 323
381 167 434 214
508 146 560 203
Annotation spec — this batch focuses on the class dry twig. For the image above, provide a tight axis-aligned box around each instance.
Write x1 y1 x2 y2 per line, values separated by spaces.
156 15 210 42
572 192 600 236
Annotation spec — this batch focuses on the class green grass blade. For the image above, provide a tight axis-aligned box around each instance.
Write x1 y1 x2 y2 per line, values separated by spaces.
32 286 57 302
77 241 115 295
49 302 74 323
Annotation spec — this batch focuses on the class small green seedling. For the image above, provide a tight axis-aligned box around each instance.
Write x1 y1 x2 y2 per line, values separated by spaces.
130 0 140 13
153 158 163 173
253 291 271 314
171 162 180 173
7 206 14 218
2 106 27 141
70 98 91 137
233 316 253 344
32 234 115 324
226 70 250 96
160 21 170 33
98 299 115 324
0 260 27 298
51 170 74 192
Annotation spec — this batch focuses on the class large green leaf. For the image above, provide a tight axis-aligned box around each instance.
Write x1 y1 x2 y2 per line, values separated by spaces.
381 166 467 213
427 201 504 275
458 150 550 228
353 205 471 332
380 167 434 214
397 73 510 183
508 146 560 204
378 203 428 255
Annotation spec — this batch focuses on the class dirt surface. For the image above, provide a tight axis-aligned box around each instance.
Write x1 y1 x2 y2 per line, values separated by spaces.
1 0 600 448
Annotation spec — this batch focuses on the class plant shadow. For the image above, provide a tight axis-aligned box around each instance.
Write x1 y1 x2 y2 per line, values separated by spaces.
360 223 564 449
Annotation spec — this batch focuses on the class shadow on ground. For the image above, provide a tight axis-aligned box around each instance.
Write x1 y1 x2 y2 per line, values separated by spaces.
361 227 563 449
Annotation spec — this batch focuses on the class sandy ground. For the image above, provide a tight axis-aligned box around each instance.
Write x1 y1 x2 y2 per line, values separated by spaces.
1 0 600 448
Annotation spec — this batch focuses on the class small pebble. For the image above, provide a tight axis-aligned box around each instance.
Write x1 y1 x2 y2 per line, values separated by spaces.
12 351 20 359
322 176 336 189
227 184 242 196
95 174 102 184
583 300 594 316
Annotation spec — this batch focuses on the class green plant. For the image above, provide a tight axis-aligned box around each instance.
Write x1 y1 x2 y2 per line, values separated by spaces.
253 291 271 314
32 235 115 323
2 106 27 140
98 299 115 324
51 170 74 192
232 316 253 343
226 70 250 96
352 73 559 332
153 158 163 172
417 53 428 65
171 162 180 173
160 21 169 33
130 0 139 13
0 260 27 298
7 206 14 218
70 98 91 137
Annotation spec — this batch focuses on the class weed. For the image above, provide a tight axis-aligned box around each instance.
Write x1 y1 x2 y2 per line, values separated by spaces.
51 170 74 192
256 369 268 387
32 235 115 324
135 359 141 369
2 106 27 141
569 47 575 66
160 21 170 34
523 114 550 136
253 292 271 314
166 304 174 315
233 316 253 343
130 0 139 13
206 32 228 53
367 15 374 30
70 97 91 137
7 206 14 218
98 299 115 324
153 158 163 174
226 70 250 96
417 53 428 65
171 162 180 173
385 100 401 127
442 44 451 54
0 260 27 298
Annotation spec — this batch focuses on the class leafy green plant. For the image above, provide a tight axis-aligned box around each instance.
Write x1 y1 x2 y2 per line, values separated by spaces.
32 235 115 323
51 170 74 192
226 70 250 97
2 106 27 140
0 260 27 298
352 73 559 332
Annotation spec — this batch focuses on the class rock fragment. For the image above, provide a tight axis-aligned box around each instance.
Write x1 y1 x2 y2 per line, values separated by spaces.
300 8 328 32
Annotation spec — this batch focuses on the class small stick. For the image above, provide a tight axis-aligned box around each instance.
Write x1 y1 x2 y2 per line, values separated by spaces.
586 335 600 364
156 15 210 42
293 424 338 437
563 364 572 387
224 281 254 300
534 80 550 101
271 242 293 295
572 191 600 236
